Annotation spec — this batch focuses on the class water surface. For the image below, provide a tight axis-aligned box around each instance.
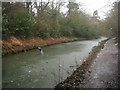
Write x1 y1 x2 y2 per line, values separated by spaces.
2 37 107 88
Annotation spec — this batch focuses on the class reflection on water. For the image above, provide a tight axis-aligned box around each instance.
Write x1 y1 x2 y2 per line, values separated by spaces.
2 37 107 88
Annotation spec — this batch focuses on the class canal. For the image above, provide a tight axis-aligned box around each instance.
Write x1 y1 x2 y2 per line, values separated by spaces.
2 37 107 88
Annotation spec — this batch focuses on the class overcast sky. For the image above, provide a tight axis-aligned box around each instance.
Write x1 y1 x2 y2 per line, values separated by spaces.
59 0 117 20
77 0 117 19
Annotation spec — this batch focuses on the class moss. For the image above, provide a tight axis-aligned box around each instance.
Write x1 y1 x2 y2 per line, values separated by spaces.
40 44 47 47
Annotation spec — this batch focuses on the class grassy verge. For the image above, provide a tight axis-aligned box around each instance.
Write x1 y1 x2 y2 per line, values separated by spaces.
54 39 109 90
2 36 87 56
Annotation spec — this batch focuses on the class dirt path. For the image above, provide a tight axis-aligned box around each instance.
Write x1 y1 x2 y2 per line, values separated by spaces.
79 38 118 88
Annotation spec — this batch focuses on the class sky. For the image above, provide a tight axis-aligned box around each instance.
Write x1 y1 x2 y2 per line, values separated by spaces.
77 0 117 19
60 0 117 20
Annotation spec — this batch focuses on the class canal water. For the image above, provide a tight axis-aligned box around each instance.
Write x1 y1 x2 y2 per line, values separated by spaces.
2 37 107 88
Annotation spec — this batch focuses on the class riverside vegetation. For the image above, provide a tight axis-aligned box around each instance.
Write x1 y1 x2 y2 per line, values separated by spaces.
2 1 118 55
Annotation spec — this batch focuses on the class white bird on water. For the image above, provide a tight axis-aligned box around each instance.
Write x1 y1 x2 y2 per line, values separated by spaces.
38 47 44 54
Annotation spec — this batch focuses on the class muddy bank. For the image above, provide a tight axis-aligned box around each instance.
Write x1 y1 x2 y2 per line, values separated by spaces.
1 36 87 56
54 39 109 89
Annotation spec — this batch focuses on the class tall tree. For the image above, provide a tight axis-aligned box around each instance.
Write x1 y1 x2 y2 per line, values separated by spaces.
104 1 118 37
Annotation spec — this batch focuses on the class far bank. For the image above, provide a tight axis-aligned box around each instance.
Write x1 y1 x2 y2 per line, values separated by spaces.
2 36 89 56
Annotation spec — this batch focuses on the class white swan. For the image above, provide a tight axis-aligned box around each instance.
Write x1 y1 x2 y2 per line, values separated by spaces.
38 47 44 54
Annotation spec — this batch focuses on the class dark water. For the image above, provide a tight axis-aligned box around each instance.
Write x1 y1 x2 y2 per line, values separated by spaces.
2 37 107 88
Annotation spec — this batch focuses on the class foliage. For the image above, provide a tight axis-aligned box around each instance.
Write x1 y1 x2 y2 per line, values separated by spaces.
2 2 102 39
103 1 118 37
2 2 34 38
2 15 9 38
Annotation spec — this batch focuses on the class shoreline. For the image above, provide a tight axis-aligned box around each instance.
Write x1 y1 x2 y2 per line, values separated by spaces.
2 36 88 56
54 39 109 89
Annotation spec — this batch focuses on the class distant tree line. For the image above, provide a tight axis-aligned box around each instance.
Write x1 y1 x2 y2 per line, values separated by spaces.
101 1 118 38
2 1 104 39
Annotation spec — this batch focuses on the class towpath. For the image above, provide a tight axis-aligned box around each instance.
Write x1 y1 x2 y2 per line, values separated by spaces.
79 38 118 88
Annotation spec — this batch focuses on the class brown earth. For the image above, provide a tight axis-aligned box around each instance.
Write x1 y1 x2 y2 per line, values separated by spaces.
1 36 87 56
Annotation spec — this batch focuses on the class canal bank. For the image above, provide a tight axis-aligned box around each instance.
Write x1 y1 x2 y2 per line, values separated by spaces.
2 36 88 56
79 38 118 88
55 38 109 89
